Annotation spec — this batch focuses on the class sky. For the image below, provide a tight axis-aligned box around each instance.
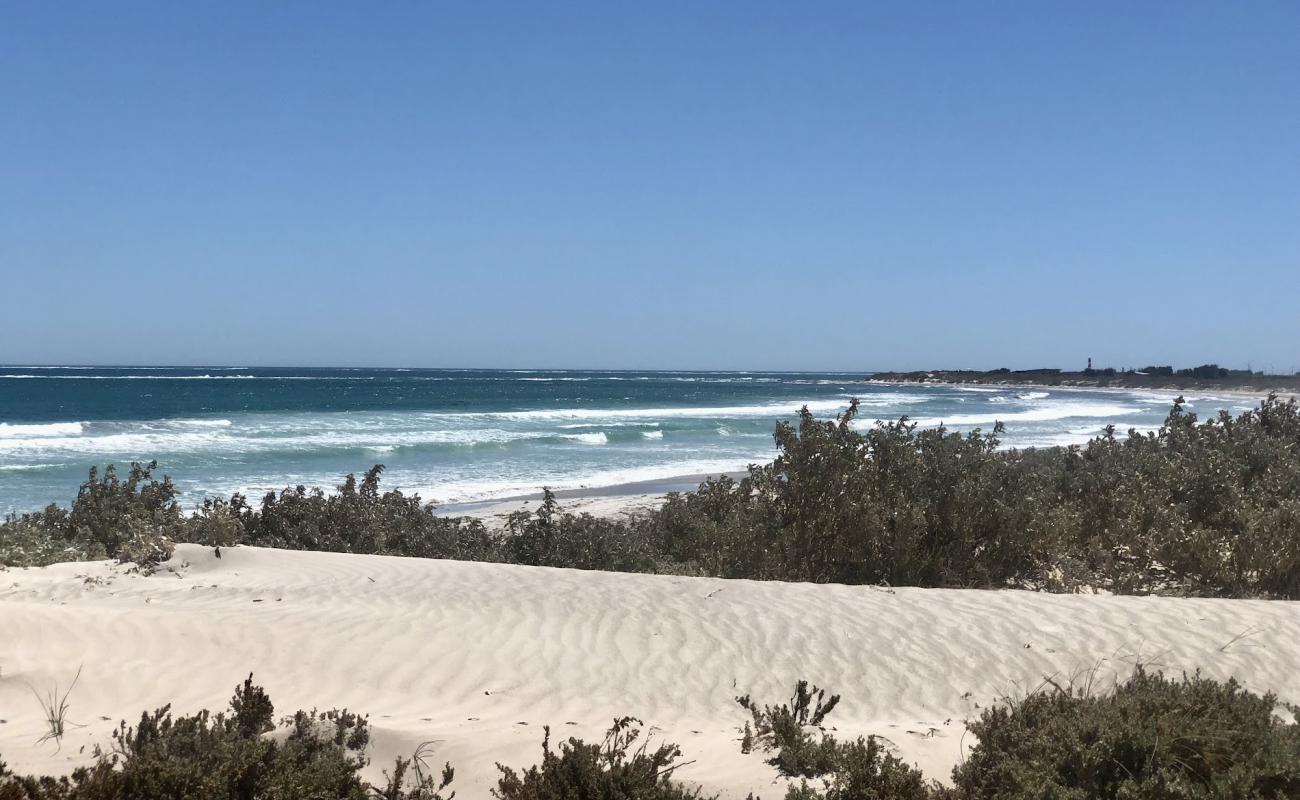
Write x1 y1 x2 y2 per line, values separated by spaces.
2 2 1297 372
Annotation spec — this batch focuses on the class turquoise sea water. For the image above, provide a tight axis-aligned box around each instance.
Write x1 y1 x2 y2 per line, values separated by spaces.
0 367 1258 513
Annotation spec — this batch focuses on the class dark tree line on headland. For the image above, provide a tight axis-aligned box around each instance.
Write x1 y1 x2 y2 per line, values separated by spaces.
870 362 1300 392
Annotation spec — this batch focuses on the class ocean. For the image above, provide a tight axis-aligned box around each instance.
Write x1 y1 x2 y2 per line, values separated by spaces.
0 367 1259 513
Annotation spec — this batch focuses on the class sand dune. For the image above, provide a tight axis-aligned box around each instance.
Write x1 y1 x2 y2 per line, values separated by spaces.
2 544 1299 796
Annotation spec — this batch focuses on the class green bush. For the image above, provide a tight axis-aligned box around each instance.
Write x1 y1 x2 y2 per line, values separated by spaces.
737 681 842 777
5 396 1300 599
238 465 497 560
0 462 180 569
647 395 1300 597
736 681 933 800
737 671 1300 799
782 737 935 800
0 676 453 800
951 668 1300 799
493 716 708 800
501 489 665 574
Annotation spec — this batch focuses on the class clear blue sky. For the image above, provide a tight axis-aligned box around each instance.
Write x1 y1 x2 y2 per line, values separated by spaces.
2 2 1297 371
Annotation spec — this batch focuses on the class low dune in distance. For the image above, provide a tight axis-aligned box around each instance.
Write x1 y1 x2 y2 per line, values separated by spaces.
3 544 1299 797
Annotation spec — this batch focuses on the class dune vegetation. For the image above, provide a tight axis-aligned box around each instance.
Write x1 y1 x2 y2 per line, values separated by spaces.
4 395 1299 599
2 669 1297 799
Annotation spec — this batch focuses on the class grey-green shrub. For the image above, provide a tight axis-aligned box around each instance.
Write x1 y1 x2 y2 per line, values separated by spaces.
0 676 453 800
0 461 180 569
493 716 708 800
950 668 1300 798
735 681 935 800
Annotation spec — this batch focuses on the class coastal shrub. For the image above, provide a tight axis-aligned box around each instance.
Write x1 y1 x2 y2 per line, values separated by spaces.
183 494 250 549
0 462 179 569
65 462 183 555
1044 396 1300 597
736 682 933 800
736 671 1300 799
502 489 664 573
646 395 1300 597
239 464 499 561
6 395 1300 598
493 716 708 800
652 402 1046 588
950 668 1300 799
781 738 934 800
0 676 453 800
0 510 103 568
737 681 842 777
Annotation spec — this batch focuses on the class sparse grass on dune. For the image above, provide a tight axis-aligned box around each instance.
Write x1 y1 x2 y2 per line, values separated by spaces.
23 667 83 753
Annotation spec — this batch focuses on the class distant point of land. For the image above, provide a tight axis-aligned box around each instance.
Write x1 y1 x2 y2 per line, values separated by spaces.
869 363 1300 395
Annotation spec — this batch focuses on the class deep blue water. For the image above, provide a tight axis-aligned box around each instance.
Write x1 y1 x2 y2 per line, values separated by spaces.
0 366 1256 513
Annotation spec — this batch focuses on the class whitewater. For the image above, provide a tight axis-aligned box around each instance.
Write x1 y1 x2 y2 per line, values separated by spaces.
0 367 1259 512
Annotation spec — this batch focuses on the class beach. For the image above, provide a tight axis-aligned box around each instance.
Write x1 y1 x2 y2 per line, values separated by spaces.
435 471 748 526
0 367 1266 515
2 544 1298 796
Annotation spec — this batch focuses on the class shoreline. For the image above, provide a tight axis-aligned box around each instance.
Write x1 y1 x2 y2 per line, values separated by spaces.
435 471 749 526
440 378 1285 525
865 378 1294 402
440 381 1295 525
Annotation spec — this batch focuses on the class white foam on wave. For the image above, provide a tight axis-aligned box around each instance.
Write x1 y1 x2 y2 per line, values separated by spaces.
1119 391 1254 414
988 391 1050 404
853 394 934 407
1004 433 1102 449
0 421 85 438
4 365 183 370
482 399 852 422
0 419 641 457
163 418 233 428
0 429 231 455
5 393 1156 466
1068 420 1156 436
904 400 1141 428
565 432 609 445
556 422 659 429
406 455 768 505
0 374 369 381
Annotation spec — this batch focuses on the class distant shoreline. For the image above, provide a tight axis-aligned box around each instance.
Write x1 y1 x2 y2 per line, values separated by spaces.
868 370 1300 399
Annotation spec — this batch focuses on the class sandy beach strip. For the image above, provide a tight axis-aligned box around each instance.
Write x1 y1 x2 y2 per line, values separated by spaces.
434 471 747 527
2 544 1297 797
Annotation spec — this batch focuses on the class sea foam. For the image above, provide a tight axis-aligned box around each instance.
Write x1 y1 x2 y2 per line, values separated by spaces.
0 422 85 438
